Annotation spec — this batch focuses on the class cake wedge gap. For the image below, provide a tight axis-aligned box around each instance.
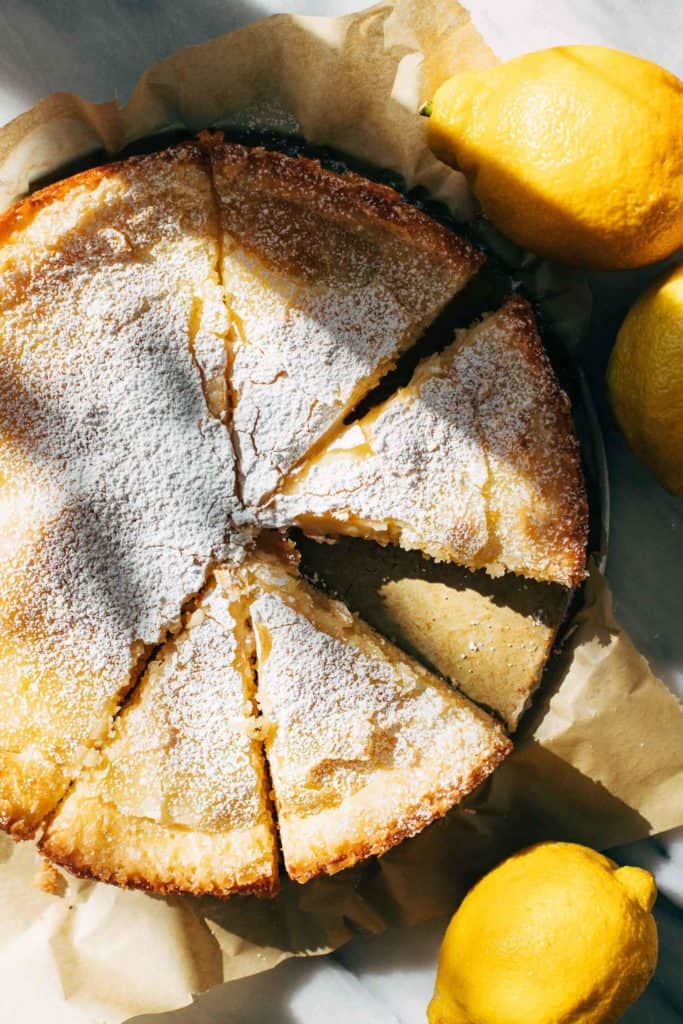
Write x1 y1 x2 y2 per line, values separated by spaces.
295 532 572 733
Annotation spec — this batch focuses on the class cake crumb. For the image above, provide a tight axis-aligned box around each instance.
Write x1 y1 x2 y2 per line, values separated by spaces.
32 858 65 896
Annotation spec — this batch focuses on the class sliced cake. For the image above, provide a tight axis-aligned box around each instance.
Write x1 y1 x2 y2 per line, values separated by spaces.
271 297 588 587
204 135 484 505
41 569 278 897
0 144 236 836
242 539 511 884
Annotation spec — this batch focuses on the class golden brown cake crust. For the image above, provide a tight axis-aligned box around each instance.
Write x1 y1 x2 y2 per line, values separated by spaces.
0 141 207 245
246 546 512 885
40 804 278 898
200 131 484 271
0 752 71 840
203 131 486 504
38 570 280 898
286 735 511 884
491 295 589 586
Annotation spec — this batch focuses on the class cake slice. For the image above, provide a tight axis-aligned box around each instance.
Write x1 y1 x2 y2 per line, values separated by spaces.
41 569 278 897
204 136 484 505
271 297 588 587
242 539 511 884
0 144 236 836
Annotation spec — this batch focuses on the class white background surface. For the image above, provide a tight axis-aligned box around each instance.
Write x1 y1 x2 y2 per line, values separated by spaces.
0 3 681 1023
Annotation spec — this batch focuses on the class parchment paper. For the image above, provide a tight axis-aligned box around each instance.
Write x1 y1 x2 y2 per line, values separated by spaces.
0 2 681 1021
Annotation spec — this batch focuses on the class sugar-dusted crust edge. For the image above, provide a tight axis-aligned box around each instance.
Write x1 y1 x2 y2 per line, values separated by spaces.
281 728 512 884
40 795 279 898
37 564 281 899
199 130 485 275
0 141 209 246
482 295 589 588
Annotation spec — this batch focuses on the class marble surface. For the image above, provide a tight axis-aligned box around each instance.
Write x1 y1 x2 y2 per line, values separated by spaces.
0 2 681 1022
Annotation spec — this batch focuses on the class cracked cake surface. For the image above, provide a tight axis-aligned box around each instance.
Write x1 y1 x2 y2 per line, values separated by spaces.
0 144 236 835
270 297 588 587
243 539 512 884
40 568 278 897
205 137 484 505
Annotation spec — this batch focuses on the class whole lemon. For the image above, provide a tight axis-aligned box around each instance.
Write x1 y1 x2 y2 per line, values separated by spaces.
426 46 683 268
428 842 658 1024
608 263 683 493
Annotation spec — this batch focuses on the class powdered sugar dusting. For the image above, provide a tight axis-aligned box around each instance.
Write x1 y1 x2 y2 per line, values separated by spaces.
209 142 481 504
271 369 489 560
0 147 236 800
271 299 587 585
229 256 413 503
248 559 506 821
454 299 588 585
84 576 266 833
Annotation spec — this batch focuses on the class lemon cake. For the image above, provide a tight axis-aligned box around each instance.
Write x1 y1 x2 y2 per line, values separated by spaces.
271 297 588 587
0 144 236 836
40 569 278 897
243 539 511 884
205 136 484 504
0 139 588 896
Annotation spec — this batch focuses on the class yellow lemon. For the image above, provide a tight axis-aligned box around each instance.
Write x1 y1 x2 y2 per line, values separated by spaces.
426 46 683 268
428 842 657 1024
608 263 683 493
